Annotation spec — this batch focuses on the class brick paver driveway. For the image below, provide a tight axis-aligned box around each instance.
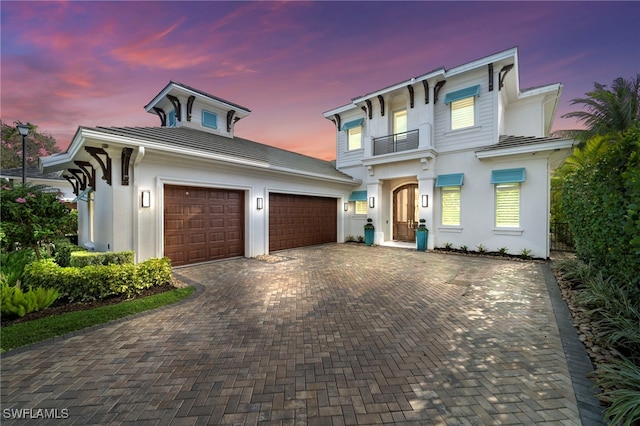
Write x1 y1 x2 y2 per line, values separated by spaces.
1 244 601 425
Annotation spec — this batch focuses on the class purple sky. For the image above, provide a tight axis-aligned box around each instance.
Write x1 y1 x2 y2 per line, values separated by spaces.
2 1 639 160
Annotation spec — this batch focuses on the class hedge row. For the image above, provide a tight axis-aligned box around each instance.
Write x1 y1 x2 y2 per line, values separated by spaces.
23 257 173 302
69 250 135 267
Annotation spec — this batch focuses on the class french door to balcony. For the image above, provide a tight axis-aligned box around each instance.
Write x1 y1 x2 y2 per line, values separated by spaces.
393 183 419 242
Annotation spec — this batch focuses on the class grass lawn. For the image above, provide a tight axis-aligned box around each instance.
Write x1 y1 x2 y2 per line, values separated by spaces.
1 286 195 353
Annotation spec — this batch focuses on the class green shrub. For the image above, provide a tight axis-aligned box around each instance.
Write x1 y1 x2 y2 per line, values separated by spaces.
52 238 87 267
1 282 59 318
596 356 640 426
69 250 134 267
23 257 172 302
0 249 35 286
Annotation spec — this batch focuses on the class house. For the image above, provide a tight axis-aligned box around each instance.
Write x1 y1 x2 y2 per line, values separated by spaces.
325 47 573 257
40 47 572 265
1 167 76 206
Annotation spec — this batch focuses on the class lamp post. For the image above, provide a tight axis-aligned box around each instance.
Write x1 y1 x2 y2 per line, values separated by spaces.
16 122 30 186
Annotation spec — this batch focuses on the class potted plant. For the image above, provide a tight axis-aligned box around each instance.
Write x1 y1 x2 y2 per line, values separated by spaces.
364 218 375 246
416 219 428 251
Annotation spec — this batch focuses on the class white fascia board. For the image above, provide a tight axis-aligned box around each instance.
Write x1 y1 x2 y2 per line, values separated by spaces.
323 103 358 118
267 165 361 185
446 47 517 78
144 82 250 116
475 139 574 159
518 83 562 99
351 69 445 104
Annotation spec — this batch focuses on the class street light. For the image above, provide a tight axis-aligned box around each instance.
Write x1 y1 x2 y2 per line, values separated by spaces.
16 122 30 186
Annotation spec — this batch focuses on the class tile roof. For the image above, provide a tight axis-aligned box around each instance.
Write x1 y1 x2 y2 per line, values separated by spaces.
89 126 356 182
1 167 64 180
475 135 573 153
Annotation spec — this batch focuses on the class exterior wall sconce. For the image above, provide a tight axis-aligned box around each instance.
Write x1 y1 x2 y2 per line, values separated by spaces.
421 194 429 208
257 197 264 210
141 190 151 208
368 197 375 208
344 202 349 212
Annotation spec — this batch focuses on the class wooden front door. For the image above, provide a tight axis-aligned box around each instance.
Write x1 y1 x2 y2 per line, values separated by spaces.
393 184 419 242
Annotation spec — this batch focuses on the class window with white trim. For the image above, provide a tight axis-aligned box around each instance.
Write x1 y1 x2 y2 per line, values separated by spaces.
393 109 408 140
202 110 218 129
355 201 367 215
451 97 475 130
495 183 520 227
441 186 461 226
348 126 362 151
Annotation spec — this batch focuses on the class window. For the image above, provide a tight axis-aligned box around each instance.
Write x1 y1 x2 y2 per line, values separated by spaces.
441 186 461 226
168 110 176 127
355 201 368 215
451 97 475 130
393 109 407 139
495 183 520 227
202 110 218 129
348 126 362 150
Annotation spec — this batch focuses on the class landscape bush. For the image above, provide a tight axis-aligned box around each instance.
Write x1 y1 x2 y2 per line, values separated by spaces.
69 250 134 267
51 238 87 267
1 282 59 318
23 257 173 302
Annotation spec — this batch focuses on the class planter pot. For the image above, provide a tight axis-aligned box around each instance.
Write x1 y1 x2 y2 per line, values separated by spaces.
364 228 375 246
416 229 428 251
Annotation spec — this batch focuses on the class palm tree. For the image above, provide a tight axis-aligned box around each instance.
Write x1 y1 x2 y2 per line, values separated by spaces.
557 74 640 146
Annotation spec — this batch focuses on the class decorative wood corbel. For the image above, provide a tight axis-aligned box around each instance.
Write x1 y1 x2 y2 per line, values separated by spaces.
68 168 87 191
407 85 415 108
85 147 112 186
377 95 385 117
63 175 79 196
121 148 134 186
227 110 236 132
499 64 514 90
333 114 341 130
186 95 195 121
153 107 167 127
423 80 430 104
74 161 96 189
488 63 494 92
361 106 368 116
434 80 446 104
166 94 181 121
365 99 372 119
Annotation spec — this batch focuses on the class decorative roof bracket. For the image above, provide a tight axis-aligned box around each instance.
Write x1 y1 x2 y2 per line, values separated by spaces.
333 114 341 130
499 64 514 90
186 95 195 122
434 80 446 104
74 160 96 189
423 80 429 104
63 175 79 196
166 94 181 121
153 107 167 127
488 63 494 92
85 146 112 186
68 168 87 191
227 110 236 132
121 148 134 186
365 99 372 119
407 85 414 108
377 95 385 117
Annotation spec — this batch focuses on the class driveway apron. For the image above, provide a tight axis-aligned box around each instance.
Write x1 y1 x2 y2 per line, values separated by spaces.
1 244 599 425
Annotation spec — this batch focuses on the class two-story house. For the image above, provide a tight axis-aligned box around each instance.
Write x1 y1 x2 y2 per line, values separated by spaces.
325 47 573 257
40 47 572 265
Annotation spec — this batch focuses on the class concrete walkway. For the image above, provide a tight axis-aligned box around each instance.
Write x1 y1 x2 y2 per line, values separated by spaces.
1 244 603 425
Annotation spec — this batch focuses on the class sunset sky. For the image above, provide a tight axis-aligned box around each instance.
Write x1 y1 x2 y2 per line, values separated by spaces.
1 1 638 160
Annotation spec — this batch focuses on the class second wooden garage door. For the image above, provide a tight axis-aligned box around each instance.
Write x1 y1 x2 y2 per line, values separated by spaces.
164 185 244 266
269 193 337 251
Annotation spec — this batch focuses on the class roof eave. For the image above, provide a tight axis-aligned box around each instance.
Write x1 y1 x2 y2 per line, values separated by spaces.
475 139 574 159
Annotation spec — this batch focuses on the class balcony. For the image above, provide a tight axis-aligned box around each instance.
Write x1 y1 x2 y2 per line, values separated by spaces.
373 129 419 156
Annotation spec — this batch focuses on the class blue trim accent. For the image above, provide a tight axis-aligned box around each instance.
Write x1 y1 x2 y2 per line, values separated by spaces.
435 173 464 187
348 190 367 201
444 85 480 104
341 118 363 131
491 168 526 184
168 110 176 127
202 110 218 129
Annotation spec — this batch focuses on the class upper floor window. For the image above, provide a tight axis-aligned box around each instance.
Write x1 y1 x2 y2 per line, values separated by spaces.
491 168 525 228
393 109 407 138
444 85 480 130
168 110 177 127
202 110 218 129
342 118 363 151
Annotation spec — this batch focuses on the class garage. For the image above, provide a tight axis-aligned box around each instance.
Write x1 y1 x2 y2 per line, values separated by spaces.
164 185 244 266
269 193 337 251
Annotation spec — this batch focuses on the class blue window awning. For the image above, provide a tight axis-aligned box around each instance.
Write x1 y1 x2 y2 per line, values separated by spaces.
491 168 526 184
348 190 367 201
341 118 363 131
435 173 464 187
444 85 480 104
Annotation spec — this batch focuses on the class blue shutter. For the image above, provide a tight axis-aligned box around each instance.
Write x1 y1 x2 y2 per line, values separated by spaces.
341 118 363 131
168 110 176 127
348 190 367 201
202 110 218 129
444 85 480 104
491 168 526 184
435 173 464 187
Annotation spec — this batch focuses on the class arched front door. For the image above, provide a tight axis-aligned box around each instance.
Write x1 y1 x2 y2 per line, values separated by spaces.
393 183 419 242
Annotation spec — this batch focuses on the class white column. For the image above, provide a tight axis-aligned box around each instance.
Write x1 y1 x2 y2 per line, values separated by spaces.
366 180 383 244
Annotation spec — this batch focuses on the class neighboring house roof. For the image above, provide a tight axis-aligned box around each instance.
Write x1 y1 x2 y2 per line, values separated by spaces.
45 126 357 184
475 135 574 158
1 167 64 180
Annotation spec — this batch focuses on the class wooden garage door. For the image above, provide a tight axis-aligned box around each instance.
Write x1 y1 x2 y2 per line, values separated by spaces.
269 193 337 251
164 185 244 266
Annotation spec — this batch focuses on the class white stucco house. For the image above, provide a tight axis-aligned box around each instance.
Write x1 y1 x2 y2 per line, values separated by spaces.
40 47 572 265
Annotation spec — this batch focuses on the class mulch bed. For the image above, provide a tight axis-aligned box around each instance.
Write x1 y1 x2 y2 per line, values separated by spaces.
1 282 181 327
